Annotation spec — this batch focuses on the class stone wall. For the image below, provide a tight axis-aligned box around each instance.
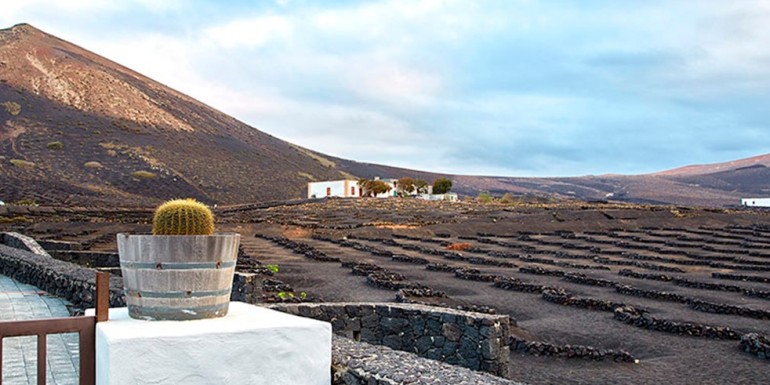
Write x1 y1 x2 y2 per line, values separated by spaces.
1 232 51 257
274 302 511 378
0 244 125 312
332 335 521 385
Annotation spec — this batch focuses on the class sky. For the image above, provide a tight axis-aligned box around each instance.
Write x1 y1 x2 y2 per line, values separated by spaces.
3 0 770 177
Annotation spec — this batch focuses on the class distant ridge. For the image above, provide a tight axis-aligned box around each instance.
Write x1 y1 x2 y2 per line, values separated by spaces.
652 153 770 177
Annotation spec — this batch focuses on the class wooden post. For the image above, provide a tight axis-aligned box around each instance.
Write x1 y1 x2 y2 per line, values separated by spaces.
96 271 109 323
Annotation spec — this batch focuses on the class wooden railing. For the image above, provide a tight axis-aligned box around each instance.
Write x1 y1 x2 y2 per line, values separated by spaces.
0 271 110 385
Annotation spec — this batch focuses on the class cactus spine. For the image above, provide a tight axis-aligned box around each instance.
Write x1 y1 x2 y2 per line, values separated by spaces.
152 198 215 235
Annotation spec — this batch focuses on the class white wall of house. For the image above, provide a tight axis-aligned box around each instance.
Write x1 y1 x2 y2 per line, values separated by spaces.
308 180 360 199
741 198 770 207
416 193 458 202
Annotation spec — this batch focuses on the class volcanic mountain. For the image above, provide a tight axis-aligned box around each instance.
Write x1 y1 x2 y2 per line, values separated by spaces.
0 23 767 207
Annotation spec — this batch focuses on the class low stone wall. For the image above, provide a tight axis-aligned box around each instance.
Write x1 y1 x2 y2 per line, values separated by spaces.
273 302 512 378
1 232 50 257
332 335 521 385
37 239 83 251
0 244 125 311
509 337 636 363
48 250 120 268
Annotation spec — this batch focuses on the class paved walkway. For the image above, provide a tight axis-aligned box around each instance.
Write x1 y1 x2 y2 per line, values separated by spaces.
1 274 79 385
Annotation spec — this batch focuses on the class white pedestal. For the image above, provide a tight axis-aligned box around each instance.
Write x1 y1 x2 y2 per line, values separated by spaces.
92 302 331 385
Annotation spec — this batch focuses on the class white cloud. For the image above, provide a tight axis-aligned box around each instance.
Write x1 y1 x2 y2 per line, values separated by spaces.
201 15 293 49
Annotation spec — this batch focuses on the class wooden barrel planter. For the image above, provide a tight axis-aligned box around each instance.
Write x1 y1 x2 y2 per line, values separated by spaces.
117 233 240 321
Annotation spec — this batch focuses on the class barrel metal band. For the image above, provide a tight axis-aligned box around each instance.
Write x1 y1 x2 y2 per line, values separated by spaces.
128 303 229 317
120 261 236 270
126 288 231 299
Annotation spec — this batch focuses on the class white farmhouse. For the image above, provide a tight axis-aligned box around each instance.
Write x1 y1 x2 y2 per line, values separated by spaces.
741 198 770 207
307 180 361 199
307 177 400 199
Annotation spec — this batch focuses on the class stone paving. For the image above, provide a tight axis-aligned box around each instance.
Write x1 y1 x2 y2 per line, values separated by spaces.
1 274 79 385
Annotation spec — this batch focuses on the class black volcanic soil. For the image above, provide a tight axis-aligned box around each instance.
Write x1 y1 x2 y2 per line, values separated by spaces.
3 198 770 384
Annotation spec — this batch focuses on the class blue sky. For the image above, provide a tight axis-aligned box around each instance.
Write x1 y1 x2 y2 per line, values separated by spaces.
4 1 770 176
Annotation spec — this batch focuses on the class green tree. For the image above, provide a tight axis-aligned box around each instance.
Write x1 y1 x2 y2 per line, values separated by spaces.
414 179 429 194
397 177 416 194
358 179 393 197
432 177 453 194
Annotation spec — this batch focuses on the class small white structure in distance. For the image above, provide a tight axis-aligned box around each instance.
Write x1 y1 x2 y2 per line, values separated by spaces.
416 193 459 202
741 198 770 207
308 180 361 199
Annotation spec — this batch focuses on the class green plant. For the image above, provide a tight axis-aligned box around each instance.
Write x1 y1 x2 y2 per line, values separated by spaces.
46 141 64 150
432 177 453 194
477 192 493 203
358 179 393 197
152 198 215 235
266 264 280 274
12 199 37 206
132 170 156 179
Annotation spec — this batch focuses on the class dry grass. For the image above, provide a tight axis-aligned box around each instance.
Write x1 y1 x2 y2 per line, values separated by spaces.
9 159 35 169
1 101 21 116
84 161 103 168
131 170 156 179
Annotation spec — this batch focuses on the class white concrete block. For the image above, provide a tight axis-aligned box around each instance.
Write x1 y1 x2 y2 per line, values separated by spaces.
93 302 331 385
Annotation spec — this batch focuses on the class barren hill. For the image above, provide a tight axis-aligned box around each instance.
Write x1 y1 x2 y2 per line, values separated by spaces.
0 23 365 206
0 23 767 207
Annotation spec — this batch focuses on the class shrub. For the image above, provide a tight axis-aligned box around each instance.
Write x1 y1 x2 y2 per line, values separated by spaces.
1 101 21 116
477 192 493 203
46 141 64 150
9 159 35 169
500 193 516 204
432 177 453 194
358 179 393 197
84 161 103 168
152 198 215 235
132 170 156 179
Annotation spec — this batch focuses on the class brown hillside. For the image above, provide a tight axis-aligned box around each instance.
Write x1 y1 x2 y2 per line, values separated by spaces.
0 23 356 205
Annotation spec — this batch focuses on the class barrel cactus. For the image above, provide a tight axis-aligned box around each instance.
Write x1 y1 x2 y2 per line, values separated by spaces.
152 198 215 235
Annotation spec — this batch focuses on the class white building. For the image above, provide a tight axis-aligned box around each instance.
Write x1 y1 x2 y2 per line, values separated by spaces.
307 180 361 199
416 193 458 202
741 198 770 207
307 178 399 199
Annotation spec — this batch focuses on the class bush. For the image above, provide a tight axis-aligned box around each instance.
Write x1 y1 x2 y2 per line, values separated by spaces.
9 159 35 169
432 177 453 194
46 141 64 150
500 193 516 204
477 192 493 203
132 170 156 179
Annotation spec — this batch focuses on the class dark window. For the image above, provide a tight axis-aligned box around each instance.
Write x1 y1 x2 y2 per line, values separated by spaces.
351 187 355 195
326 187 331 196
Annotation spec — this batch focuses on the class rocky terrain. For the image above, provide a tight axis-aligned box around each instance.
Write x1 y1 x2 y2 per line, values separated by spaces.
2 198 770 384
